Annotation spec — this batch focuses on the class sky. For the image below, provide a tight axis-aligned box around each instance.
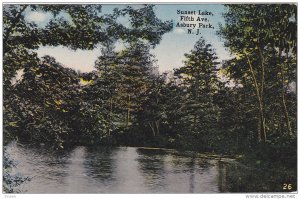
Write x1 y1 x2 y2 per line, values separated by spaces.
30 4 231 73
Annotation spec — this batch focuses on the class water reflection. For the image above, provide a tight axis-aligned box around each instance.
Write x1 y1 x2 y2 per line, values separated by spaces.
64 146 100 193
137 148 166 192
188 157 196 193
217 161 228 192
6 142 71 193
5 144 223 193
163 154 218 193
6 143 292 193
84 147 115 183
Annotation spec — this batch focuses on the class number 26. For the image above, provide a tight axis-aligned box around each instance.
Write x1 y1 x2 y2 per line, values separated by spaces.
283 183 292 190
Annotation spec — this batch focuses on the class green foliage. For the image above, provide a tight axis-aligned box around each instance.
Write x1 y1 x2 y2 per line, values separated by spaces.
3 4 172 148
3 4 296 163
75 72 112 145
169 37 221 151
222 160 297 192
218 4 296 146
6 56 78 148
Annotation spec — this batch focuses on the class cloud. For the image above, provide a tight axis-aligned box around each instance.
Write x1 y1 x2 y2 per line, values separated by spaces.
174 28 185 34
26 12 50 23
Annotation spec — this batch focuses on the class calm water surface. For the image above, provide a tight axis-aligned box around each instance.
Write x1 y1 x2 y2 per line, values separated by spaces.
6 142 294 193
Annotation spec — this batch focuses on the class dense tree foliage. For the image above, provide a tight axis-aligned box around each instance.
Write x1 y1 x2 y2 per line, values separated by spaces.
158 38 222 151
219 4 296 144
3 4 172 147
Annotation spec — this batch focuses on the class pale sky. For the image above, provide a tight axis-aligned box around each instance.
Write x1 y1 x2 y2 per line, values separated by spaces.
30 4 230 73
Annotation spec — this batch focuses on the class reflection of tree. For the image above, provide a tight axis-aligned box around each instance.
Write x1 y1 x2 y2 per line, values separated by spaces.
187 157 196 193
5 143 72 192
217 161 227 192
24 144 71 179
83 147 116 183
170 155 211 171
186 157 211 193
136 148 166 190
169 155 214 193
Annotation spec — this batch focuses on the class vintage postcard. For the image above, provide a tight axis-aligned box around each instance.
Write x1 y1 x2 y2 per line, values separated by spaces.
2 1 297 198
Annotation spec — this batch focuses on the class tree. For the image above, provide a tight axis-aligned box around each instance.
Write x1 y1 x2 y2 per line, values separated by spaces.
219 4 297 143
3 4 173 146
172 37 221 151
75 71 112 145
7 56 80 148
137 74 166 137
94 41 158 146
3 4 172 87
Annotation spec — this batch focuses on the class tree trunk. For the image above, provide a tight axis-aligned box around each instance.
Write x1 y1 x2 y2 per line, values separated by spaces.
245 51 266 142
258 45 267 141
257 117 262 142
281 90 293 136
109 97 113 136
149 122 155 136
279 50 293 136
126 94 130 126
257 45 265 106
155 120 160 136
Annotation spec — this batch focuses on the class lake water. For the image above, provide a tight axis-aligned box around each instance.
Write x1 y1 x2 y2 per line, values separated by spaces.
4 142 296 193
